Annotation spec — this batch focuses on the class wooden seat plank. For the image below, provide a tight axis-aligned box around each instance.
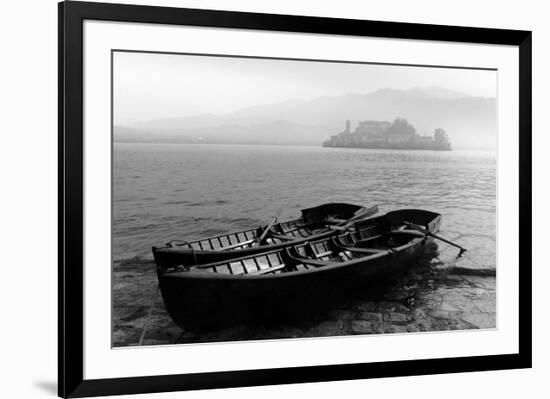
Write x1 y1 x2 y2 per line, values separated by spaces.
247 264 287 275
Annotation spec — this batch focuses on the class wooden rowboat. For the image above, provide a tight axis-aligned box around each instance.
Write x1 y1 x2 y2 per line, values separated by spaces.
156 209 441 332
153 203 377 268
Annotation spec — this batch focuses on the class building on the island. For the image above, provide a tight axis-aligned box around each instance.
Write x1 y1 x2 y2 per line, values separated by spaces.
387 134 412 145
354 120 392 147
345 119 351 134
356 120 391 137
414 135 435 147
322 119 452 151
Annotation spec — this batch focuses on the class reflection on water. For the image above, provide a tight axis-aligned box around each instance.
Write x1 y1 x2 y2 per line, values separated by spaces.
113 143 496 270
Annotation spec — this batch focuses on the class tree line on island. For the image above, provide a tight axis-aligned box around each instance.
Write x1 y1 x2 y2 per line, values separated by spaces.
323 118 452 151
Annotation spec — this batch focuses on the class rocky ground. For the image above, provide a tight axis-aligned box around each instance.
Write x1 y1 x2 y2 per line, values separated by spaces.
113 246 496 347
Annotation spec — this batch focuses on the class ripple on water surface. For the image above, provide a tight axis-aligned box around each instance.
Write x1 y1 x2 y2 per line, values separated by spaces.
112 143 496 272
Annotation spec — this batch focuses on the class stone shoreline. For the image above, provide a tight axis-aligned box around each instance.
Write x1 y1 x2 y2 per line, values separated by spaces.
113 249 495 346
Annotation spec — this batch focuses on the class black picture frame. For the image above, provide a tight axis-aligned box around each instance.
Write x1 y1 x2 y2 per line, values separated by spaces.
58 1 532 397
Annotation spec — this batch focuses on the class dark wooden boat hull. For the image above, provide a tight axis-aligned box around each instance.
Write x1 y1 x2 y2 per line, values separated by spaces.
158 236 428 332
156 209 441 333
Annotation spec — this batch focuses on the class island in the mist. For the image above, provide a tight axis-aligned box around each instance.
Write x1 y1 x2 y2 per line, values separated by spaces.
323 118 452 151
114 87 496 150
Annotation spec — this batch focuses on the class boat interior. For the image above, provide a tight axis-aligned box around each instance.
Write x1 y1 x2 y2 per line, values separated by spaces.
162 204 374 252
165 219 330 251
163 228 425 277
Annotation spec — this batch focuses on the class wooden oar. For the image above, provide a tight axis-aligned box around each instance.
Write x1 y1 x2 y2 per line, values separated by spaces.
222 209 285 250
220 239 256 251
404 221 467 256
336 205 379 226
250 215 278 247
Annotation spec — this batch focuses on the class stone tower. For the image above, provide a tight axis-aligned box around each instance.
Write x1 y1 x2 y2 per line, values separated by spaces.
345 120 351 134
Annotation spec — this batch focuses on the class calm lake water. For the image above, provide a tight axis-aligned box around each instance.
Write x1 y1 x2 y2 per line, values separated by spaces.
113 143 496 270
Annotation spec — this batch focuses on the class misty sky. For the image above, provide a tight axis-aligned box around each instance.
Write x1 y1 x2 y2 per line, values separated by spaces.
113 51 496 125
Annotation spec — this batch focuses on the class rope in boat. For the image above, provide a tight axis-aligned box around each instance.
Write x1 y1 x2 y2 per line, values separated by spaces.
138 285 160 346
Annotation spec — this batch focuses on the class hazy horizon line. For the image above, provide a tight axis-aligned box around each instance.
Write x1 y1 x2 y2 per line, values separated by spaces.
112 140 496 152
115 85 496 126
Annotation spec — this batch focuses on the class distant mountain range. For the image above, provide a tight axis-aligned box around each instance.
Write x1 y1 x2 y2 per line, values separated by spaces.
114 86 496 150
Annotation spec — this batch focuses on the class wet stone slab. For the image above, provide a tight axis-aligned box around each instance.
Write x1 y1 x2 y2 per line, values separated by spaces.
357 311 383 323
112 255 496 347
351 320 376 334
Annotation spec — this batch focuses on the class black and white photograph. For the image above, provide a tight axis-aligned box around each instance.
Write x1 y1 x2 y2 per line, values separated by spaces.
0 0 542 396
112 51 497 347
